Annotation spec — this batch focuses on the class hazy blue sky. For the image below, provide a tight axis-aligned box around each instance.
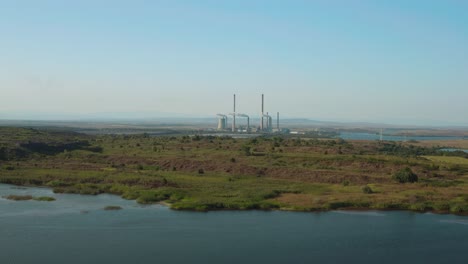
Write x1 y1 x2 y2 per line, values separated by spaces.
1 0 467 125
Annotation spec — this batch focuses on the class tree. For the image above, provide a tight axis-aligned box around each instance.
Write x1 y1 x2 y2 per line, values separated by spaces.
393 167 418 183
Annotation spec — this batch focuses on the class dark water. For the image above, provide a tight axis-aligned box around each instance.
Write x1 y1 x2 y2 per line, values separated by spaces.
339 132 463 141
1 184 468 264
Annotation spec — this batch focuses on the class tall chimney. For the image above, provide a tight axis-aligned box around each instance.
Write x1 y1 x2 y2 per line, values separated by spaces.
233 94 236 132
266 112 269 130
277 112 279 130
261 94 264 131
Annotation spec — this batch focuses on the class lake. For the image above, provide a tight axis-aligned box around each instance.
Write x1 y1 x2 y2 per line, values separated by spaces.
440 148 468 153
1 184 467 264
339 132 464 141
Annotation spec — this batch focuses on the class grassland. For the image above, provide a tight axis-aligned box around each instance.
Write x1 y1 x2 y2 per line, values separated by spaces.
1 127 468 214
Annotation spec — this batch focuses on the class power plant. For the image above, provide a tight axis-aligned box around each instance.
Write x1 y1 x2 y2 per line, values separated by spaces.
216 94 283 134
236 113 250 133
216 114 228 130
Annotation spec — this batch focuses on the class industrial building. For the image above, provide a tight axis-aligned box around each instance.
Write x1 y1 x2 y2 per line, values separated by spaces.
216 114 228 130
216 94 283 134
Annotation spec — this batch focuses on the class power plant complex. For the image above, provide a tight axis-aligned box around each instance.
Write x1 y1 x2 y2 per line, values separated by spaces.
216 94 283 134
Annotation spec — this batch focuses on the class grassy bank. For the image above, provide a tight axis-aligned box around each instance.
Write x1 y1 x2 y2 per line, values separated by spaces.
1 127 468 214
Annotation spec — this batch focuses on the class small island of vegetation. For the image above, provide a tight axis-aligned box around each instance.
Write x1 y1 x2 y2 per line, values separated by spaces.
2 194 56 202
3 195 33 201
33 196 56 202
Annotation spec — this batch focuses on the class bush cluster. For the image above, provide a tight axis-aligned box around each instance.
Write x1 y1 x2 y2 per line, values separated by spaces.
393 167 418 183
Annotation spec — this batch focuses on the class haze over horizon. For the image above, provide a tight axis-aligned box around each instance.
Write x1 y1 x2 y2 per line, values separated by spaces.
1 1 468 126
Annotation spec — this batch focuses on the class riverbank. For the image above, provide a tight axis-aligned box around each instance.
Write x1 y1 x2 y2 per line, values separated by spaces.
3 177 468 215
2 182 468 218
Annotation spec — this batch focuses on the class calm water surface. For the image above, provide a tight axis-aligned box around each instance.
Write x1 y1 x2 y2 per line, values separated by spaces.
339 132 464 141
440 148 468 153
1 184 467 264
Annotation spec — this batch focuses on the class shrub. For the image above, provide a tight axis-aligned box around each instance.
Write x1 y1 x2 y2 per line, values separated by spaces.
362 185 373 194
121 190 140 200
242 146 252 156
450 204 468 214
47 180 69 187
327 202 353 209
4 165 14 171
393 167 418 183
137 190 171 204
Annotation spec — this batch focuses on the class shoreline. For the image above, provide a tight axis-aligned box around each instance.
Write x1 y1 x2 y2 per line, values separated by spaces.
2 183 467 217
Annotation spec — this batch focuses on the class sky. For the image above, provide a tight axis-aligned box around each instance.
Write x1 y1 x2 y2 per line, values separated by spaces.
1 0 468 125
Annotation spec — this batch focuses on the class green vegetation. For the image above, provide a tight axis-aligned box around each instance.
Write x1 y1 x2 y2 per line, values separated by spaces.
33 196 56 202
2 194 56 201
424 156 468 165
3 195 33 201
393 167 418 183
361 185 373 194
1 127 468 214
